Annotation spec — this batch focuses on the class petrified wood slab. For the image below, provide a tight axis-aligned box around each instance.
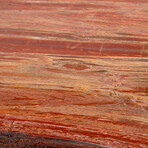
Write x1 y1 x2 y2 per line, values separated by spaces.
0 0 148 147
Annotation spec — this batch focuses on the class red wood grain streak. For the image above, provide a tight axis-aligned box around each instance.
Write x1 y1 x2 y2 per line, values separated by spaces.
0 0 148 147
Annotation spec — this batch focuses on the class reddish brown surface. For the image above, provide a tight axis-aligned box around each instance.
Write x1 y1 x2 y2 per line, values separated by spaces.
0 0 148 147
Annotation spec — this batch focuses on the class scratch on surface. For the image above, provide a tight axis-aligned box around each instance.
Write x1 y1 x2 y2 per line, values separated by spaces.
99 42 104 56
140 44 145 56
9 120 14 131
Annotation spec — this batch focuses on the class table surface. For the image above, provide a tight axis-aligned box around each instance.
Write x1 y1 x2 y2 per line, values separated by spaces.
0 0 148 147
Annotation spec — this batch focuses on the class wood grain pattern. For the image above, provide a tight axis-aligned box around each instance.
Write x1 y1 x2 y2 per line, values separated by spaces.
0 0 148 147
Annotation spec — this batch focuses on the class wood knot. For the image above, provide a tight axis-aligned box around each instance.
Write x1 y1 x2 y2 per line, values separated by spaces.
63 64 88 70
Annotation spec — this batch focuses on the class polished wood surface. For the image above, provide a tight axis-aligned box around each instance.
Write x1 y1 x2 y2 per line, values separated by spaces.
0 0 148 147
